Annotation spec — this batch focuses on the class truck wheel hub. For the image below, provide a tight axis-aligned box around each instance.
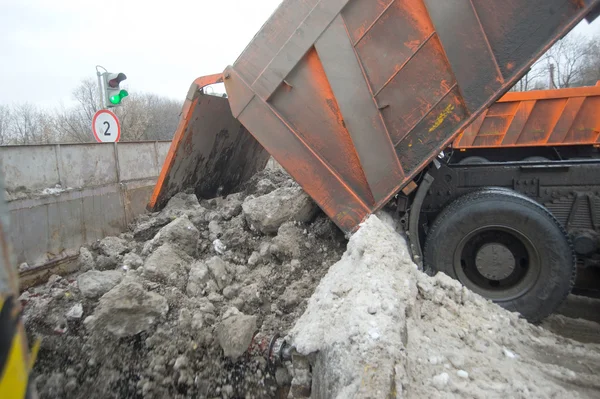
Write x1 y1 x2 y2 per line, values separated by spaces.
475 243 515 280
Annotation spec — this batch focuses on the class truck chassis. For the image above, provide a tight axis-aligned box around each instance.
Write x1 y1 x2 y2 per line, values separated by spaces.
402 150 600 320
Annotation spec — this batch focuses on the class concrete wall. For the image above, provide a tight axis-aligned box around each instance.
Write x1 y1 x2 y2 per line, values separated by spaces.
0 141 171 268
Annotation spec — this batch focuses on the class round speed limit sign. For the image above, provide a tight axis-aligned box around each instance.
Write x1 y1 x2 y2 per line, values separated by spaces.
92 109 121 143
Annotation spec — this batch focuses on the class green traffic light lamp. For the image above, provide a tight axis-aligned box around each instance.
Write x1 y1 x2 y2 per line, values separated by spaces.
109 90 129 105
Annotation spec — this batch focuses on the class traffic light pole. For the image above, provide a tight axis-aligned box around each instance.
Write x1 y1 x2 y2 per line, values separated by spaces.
95 65 107 110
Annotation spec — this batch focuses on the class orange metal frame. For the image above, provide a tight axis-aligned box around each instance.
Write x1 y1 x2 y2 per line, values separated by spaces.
453 82 600 149
148 74 223 210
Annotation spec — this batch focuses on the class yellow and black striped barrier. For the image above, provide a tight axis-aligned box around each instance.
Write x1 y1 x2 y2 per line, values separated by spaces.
0 296 39 399
0 171 38 398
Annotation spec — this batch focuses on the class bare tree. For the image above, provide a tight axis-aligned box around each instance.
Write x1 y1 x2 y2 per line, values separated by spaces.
9 103 55 145
1 78 182 145
56 78 181 143
74 78 100 119
0 105 11 145
113 92 181 141
54 106 93 143
141 95 181 141
56 78 100 143
115 95 151 141
543 33 591 89
510 59 546 92
581 40 600 86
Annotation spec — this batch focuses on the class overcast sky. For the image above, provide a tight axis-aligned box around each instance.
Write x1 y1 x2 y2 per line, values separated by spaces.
0 0 283 108
1 0 599 109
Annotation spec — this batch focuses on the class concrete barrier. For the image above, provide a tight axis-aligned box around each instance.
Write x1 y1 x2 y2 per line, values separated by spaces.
0 141 171 268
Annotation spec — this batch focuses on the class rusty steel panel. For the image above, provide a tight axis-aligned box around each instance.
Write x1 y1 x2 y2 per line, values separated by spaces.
269 50 375 206
353 0 434 94
375 35 458 146
548 97 587 144
457 109 489 148
228 67 371 231
342 0 394 45
148 75 269 211
315 15 403 203
472 0 590 77
454 83 600 149
222 0 599 233
499 101 536 145
242 100 371 232
251 0 350 102
424 0 504 112
570 96 600 143
396 86 469 172
233 0 319 85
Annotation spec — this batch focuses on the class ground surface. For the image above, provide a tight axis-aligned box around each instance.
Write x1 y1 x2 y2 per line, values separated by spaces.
20 167 600 398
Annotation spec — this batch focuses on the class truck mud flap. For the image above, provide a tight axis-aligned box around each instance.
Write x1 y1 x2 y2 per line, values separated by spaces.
148 75 270 211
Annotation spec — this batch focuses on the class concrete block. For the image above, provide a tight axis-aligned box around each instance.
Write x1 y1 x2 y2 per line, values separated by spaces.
58 198 85 255
122 180 155 225
156 142 171 168
0 145 59 191
60 144 117 188
9 209 25 265
47 201 63 257
82 186 125 245
117 142 159 181
5 142 169 268
19 205 49 266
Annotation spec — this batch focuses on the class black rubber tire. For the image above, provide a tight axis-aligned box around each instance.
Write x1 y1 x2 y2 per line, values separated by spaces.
457 156 489 165
423 189 576 322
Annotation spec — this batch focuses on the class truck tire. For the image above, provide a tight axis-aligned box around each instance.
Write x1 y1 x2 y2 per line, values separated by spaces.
423 189 575 322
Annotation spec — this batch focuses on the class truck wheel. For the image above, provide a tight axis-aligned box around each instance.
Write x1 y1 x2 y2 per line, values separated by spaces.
423 189 575 322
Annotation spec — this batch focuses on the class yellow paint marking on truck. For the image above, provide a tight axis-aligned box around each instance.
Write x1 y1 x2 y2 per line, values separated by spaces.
429 104 455 133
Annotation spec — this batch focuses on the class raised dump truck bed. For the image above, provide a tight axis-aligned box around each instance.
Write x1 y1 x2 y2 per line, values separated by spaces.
454 82 600 149
221 0 600 233
151 0 600 234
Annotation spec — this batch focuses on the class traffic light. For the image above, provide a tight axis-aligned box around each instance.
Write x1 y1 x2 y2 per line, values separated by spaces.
102 72 128 108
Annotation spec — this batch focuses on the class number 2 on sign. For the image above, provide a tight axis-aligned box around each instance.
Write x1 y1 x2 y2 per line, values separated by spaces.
103 121 111 136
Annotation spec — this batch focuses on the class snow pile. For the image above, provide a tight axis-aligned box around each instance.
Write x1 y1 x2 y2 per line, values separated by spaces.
289 215 600 398
41 184 73 196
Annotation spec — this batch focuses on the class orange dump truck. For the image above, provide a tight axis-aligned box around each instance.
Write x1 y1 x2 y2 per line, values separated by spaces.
149 0 600 321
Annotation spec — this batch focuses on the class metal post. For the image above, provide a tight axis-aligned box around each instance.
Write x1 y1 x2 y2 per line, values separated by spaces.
96 72 104 110
95 65 108 110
